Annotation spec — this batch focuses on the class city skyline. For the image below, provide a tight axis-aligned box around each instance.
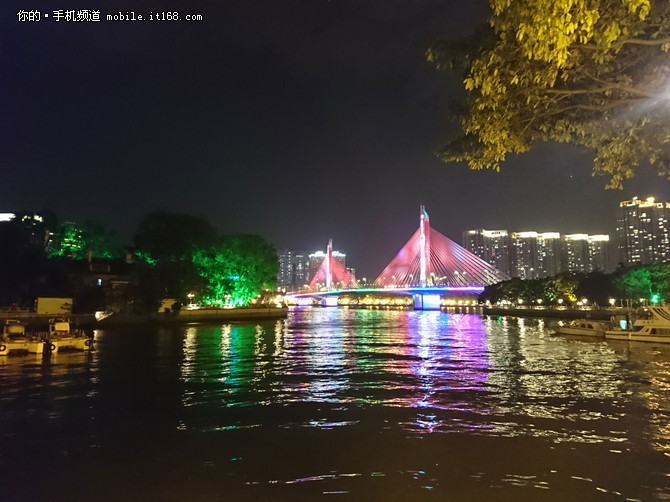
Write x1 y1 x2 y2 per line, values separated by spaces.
4 1 670 279
280 195 655 281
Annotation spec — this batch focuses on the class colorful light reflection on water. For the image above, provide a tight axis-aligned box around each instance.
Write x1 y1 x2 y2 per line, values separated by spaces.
0 308 669 500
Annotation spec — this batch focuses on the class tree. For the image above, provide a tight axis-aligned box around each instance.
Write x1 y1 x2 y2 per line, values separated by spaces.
133 211 218 263
47 219 120 260
132 212 218 308
615 264 651 300
576 270 615 305
428 0 670 188
193 234 278 306
79 220 119 259
0 220 49 305
614 262 670 301
0 215 73 305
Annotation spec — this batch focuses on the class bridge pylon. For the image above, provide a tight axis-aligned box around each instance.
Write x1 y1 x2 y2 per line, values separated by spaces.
375 206 509 290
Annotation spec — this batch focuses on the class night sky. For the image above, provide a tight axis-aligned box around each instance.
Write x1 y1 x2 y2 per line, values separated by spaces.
3 0 669 278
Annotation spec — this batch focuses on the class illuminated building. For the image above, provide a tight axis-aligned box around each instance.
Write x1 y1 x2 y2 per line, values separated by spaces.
466 229 611 278
537 232 562 277
276 249 310 290
562 234 590 273
462 229 511 277
586 235 610 272
617 197 670 265
511 232 539 279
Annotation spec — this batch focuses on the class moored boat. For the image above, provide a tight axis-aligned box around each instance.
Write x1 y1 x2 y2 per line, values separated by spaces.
605 305 670 343
0 319 45 355
552 319 610 338
45 318 92 352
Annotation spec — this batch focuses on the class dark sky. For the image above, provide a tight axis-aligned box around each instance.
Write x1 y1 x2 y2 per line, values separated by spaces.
3 0 670 278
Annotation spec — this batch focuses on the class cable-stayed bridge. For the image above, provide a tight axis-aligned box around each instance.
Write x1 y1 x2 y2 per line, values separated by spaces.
287 206 509 310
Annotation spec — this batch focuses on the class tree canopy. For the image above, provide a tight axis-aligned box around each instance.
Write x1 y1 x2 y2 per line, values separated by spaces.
133 211 218 263
480 263 670 307
132 212 218 306
47 220 119 260
193 234 278 306
133 212 278 308
428 0 670 188
0 209 280 312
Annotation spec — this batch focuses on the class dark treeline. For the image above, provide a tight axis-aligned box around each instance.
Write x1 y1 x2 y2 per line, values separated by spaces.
480 264 670 307
0 210 278 313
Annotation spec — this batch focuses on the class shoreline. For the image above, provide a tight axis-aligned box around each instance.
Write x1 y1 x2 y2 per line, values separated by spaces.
98 307 289 327
481 306 623 320
0 305 629 330
0 307 288 330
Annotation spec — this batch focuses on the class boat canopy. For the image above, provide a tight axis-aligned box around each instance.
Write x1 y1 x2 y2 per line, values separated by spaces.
52 321 70 332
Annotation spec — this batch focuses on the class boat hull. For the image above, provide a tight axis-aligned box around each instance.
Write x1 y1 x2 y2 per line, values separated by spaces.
552 320 608 338
0 339 44 355
605 331 670 343
49 337 91 352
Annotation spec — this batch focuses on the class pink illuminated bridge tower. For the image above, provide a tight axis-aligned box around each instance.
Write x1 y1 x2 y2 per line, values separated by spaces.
371 205 509 309
290 206 508 310
308 238 357 292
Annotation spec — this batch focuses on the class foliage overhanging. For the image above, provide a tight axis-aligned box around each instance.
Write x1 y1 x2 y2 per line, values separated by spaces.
428 0 670 188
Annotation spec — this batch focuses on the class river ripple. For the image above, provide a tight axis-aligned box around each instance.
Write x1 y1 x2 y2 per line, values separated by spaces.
1 308 669 501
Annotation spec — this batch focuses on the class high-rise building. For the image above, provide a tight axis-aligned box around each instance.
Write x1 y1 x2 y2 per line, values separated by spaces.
462 229 511 276
617 197 670 266
511 232 539 279
466 229 611 279
537 232 562 277
562 234 590 273
587 235 610 272
276 249 310 290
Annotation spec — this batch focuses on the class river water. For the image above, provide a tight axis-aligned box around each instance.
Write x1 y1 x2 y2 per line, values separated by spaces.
1 307 669 501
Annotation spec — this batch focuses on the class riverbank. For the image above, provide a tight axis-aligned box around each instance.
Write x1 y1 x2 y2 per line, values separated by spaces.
482 306 622 320
0 305 625 330
96 306 288 327
0 307 288 330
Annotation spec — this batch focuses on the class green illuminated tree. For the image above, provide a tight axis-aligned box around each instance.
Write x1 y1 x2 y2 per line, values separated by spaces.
80 220 119 259
615 264 651 300
48 220 119 260
615 262 670 301
429 0 670 188
132 212 217 306
193 234 278 306
48 221 84 259
131 212 277 309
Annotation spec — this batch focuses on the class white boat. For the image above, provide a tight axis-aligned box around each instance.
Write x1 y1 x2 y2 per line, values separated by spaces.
605 305 670 343
553 319 610 338
45 318 92 352
0 319 45 355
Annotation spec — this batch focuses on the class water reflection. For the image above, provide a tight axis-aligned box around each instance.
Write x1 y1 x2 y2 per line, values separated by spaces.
3 309 669 500
168 309 670 499
172 309 670 451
